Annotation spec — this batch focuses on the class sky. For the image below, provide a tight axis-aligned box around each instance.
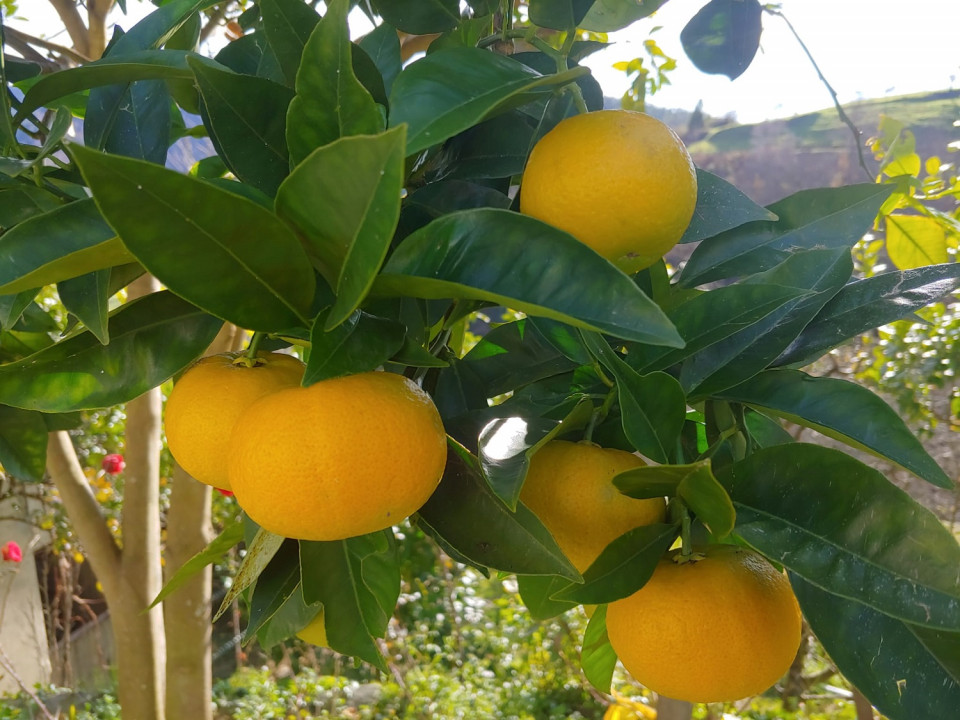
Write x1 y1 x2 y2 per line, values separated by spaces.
10 0 960 124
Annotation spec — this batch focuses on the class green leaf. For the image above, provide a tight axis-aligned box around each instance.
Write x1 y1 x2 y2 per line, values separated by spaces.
377 209 683 346
677 463 735 538
776 263 960 367
256 585 321 650
886 213 949 269
0 405 48 481
370 0 460 34
299 531 400 671
743 408 794 449
581 0 670 32
303 309 405 385
679 168 778 244
793 575 960 720
0 186 61 230
719 444 960 629
150 518 244 608
245 539 302 640
358 22 402 96
557 523 679 604
71 144 314 332
678 183 892 288
582 332 686 463
0 291 222 412
580 605 617 692
438 112 537 180
627 283 810 373
478 399 593 510
717 369 952 489
58 269 112 345
259 0 320 85
417 439 582 579
681 248 852 397
286 0 382 166
275 126 405 327
189 58 294 196
0 199 134 295
0 291 38 331
463 318 577 397
529 0 595 30
214 526 285 621
389 47 589 156
680 0 762 80
517 574 578 621
613 463 695 499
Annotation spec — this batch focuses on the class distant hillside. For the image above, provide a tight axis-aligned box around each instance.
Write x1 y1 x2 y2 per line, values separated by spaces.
672 89 960 205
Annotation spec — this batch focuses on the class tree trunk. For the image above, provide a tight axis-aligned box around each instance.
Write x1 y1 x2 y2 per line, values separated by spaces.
112 275 166 720
657 697 693 720
163 323 241 720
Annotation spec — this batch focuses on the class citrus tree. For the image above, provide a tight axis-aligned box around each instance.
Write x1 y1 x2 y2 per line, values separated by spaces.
2 1 960 719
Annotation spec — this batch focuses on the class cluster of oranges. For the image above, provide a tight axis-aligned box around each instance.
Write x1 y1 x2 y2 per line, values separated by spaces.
163 110 801 704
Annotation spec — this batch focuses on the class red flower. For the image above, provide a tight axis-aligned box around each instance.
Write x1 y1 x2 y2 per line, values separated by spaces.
2 541 22 563
102 454 126 475
216 488 234 497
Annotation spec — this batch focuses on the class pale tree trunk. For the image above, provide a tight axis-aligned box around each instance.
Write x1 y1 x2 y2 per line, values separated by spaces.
163 324 242 720
657 697 693 720
112 274 166 720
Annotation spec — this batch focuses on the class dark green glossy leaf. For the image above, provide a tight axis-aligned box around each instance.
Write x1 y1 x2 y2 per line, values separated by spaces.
437 112 537 180
246 539 302 640
463 318 577 397
0 199 133 295
190 58 294 196
777 263 960 367
259 0 320 85
613 463 696 499
286 0 382 166
4 55 41 83
371 0 459 34
627 283 810 373
478 399 592 510
581 0 669 32
528 317 592 364
417 439 581 579
681 248 852 398
678 183 892 288
256 585 321 650
743 408 794 449
529 0 595 30
213 32 281 81
71 145 314 332
151 518 244 608
677 463 735 538
719 444 960 629
680 0 762 80
793 575 960 720
377 209 683 346
358 22 402 96
0 186 61 230
0 291 37 331
517 574 578 621
679 168 777 244
389 47 589 156
304 310 405 385
580 605 617 692
718 369 952 488
0 405 48 481
582 332 686 463
58 269 112 345
276 126 405 327
300 531 400 671
214 527 285 621
3 107 72 179
0 291 222 412
558 523 679 604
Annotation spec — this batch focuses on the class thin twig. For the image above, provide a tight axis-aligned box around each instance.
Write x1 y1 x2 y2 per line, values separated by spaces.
4 25 92 64
768 9 872 180
0 643 57 720
199 2 231 45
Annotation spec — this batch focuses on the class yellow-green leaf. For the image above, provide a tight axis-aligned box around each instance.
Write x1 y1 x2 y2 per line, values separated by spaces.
886 214 948 270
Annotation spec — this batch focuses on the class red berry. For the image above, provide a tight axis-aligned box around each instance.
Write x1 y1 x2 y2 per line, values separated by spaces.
2 541 22 563
102 454 125 475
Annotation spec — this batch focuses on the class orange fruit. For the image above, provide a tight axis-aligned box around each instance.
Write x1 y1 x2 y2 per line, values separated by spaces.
519 440 666 572
297 609 328 647
606 545 803 703
520 109 697 271
164 351 304 489
228 371 447 541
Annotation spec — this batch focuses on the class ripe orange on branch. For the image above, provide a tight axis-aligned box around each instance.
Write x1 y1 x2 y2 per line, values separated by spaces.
605 545 802 703
520 109 697 272
164 351 305 490
228 371 447 541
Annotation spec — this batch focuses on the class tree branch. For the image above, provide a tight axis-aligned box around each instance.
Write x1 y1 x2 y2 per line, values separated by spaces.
46 0 91 59
3 25 92 65
45 431 122 596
